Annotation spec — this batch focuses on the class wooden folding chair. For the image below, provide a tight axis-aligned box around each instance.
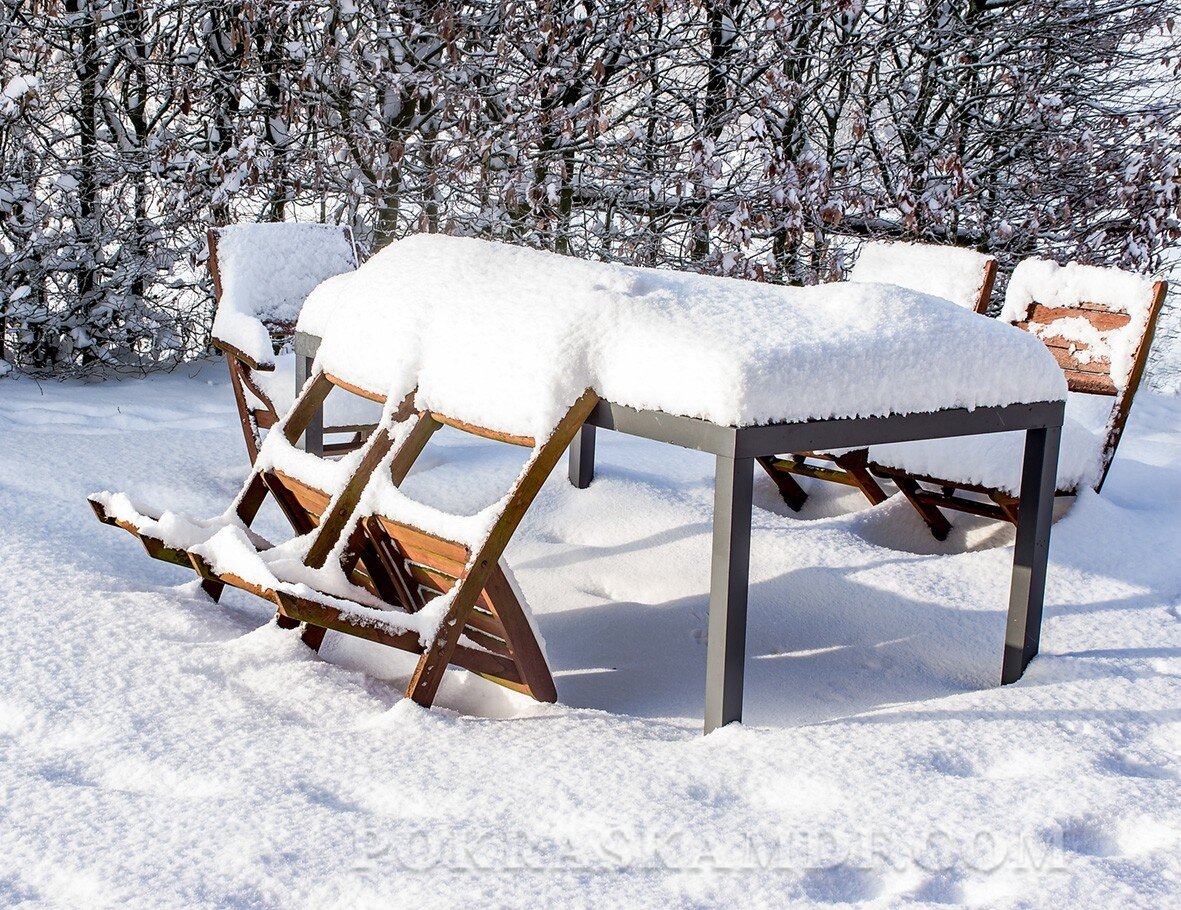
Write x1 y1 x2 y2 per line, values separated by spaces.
868 260 1167 538
207 223 374 462
92 368 599 706
758 240 998 510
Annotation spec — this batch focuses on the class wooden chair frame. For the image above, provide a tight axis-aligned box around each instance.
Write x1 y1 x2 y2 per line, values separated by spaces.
207 226 373 463
871 277 1168 538
759 256 999 510
92 369 599 706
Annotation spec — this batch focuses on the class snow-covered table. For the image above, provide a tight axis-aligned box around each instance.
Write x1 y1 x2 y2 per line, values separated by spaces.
293 235 1066 733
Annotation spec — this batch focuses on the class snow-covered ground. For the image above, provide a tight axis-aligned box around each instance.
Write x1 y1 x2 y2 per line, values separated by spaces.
1 361 1179 908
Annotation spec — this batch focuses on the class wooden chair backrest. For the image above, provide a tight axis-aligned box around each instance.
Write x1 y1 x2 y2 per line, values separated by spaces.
847 240 997 314
1004 260 1167 490
207 225 360 461
207 225 358 356
1012 302 1133 396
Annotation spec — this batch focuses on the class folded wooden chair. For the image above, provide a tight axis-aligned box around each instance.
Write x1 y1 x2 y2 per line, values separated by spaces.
92 367 599 706
208 223 377 462
868 259 1167 538
758 240 998 509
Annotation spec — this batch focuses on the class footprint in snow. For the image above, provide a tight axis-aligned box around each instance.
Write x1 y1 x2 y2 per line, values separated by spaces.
1053 817 1122 857
1098 750 1179 781
910 870 965 904
798 865 883 903
921 749 978 778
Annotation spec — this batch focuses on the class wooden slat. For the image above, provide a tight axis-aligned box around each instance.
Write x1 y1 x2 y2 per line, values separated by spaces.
270 470 331 518
404 560 456 594
1035 343 1119 394
431 413 536 448
1016 301 1129 396
464 605 507 638
460 625 514 658
1037 338 1111 373
324 422 379 434
913 488 1009 522
361 517 426 612
449 644 524 687
373 516 471 569
263 318 297 342
1021 303 1131 331
273 590 423 652
324 372 387 403
770 456 860 487
1061 369 1118 396
187 553 274 598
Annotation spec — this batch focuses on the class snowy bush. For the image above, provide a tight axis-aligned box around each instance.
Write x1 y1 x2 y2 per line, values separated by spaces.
0 0 1178 378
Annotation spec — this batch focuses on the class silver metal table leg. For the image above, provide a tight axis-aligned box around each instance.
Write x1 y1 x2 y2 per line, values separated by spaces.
704 454 754 733
568 423 596 488
1002 425 1061 684
294 345 323 456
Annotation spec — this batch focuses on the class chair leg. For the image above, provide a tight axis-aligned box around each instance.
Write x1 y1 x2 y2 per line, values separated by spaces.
301 623 328 650
405 594 478 707
226 358 263 463
892 475 952 540
990 492 1021 525
832 450 889 506
756 456 807 511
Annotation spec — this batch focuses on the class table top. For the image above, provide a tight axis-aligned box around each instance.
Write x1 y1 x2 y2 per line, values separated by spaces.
296 330 1063 459
295 235 1067 441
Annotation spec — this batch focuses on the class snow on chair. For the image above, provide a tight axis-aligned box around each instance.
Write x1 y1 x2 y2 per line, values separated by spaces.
846 239 998 314
868 259 1167 537
207 223 378 462
90 364 599 706
757 239 998 510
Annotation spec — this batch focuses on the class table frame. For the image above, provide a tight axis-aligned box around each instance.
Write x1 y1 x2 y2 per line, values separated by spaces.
296 331 1063 733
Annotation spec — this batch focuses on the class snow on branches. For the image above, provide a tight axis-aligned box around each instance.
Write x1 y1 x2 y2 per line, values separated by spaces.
0 0 1178 377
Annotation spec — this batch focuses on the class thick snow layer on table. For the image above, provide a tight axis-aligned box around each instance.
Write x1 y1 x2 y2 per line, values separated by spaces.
300 235 1064 438
1001 258 1160 391
869 392 1113 495
847 239 994 311
211 223 357 367
4 365 1181 907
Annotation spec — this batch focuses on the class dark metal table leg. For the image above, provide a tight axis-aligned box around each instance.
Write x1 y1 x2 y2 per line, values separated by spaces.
294 348 323 456
568 423 596 488
704 455 754 733
1002 425 1061 684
